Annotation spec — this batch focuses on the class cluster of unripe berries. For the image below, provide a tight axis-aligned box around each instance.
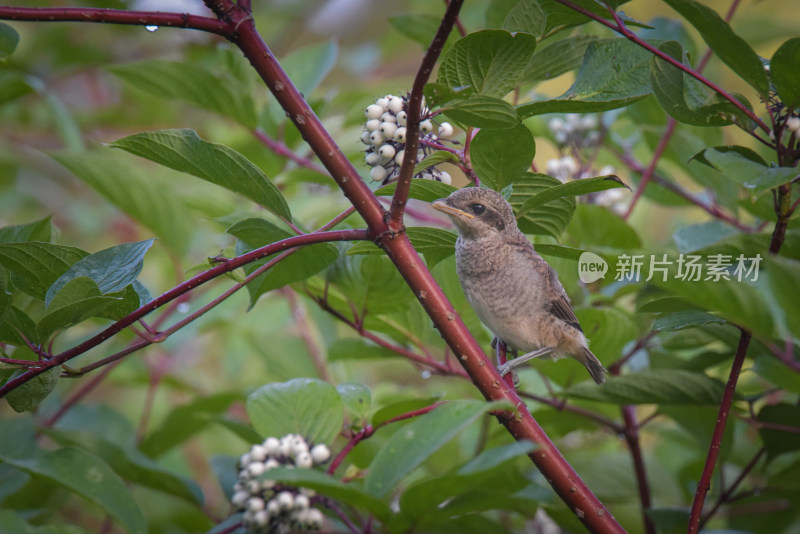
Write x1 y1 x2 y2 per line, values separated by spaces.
361 94 454 185
231 434 331 533
548 113 601 148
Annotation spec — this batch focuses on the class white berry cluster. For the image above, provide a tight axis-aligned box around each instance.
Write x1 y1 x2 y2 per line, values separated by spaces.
231 434 331 533
361 93 454 185
548 113 601 148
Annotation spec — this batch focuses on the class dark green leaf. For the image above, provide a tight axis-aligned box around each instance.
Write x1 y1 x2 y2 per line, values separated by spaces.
701 148 797 194
375 179 458 202
441 95 521 129
502 0 546 37
37 277 121 340
471 124 536 190
260 467 392 521
765 255 800 338
758 404 800 459
0 70 33 107
246 378 343 445
565 369 726 404
517 39 652 117
0 23 19 60
327 254 415 315
111 129 290 220
365 400 507 497
0 306 37 346
438 30 537 98
336 382 372 424
52 150 193 255
413 150 460 175
567 204 642 249
524 35 597 83
371 397 444 428
663 0 769 96
0 242 87 300
45 240 153 307
0 216 52 244
227 218 339 306
517 175 629 219
673 220 738 253
5 368 60 413
0 447 145 534
508 173 576 238
771 38 800 109
0 510 89 534
575 307 637 365
651 41 749 126
109 60 257 127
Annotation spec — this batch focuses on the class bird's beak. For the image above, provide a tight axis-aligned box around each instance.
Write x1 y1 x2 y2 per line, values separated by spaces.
432 199 474 219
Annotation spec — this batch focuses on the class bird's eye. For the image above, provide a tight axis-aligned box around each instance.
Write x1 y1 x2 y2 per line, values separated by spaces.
470 203 486 215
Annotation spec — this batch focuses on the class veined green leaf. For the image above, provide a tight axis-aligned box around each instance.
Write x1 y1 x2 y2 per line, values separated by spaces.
38 277 121 340
0 22 19 60
524 35 597 83
346 227 456 268
0 242 87 300
508 173 575 238
566 369 726 404
376 178 458 203
517 175 628 219
471 123 536 190
0 216 52 244
111 129 290 220
441 95 521 129
770 38 800 109
701 148 798 195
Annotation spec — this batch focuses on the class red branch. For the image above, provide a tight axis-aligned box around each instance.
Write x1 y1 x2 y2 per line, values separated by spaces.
0 229 366 397
687 329 752 534
0 6 231 36
388 0 463 229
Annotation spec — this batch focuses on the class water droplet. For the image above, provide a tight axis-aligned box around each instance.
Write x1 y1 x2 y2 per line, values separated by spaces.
177 303 190 314
145 25 159 32
421 370 431 379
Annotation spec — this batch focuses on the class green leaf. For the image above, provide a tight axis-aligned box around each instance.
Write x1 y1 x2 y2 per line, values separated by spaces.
771 38 800 109
508 173 576 238
227 218 339 306
111 129 290 220
413 150 460 175
327 338 403 362
652 311 727 331
371 397 444 428
280 41 338 97
341 228 456 268
651 41 749 127
524 35 597 83
109 60 257 127
0 306 37 346
471 124 536 190
0 70 34 107
45 240 153 307
0 23 19 60
140 392 241 457
246 378 343 445
364 400 506 497
438 30 537 98
5 368 60 413
565 369 726 404
336 382 372 425
52 150 193 256
765 255 800 338
516 175 629 219
440 95 521 129
0 216 52 244
259 467 392 521
501 0 546 37
517 39 652 117
375 179 458 203
701 148 798 194
567 203 642 249
758 404 800 459
663 0 769 96
0 510 89 534
37 277 121 340
389 14 458 51
0 447 145 534
327 254 416 315
0 242 88 300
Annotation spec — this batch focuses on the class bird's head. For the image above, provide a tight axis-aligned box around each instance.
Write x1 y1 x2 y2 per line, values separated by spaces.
432 187 517 239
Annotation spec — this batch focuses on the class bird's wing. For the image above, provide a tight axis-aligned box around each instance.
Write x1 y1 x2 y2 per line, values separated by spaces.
543 260 583 333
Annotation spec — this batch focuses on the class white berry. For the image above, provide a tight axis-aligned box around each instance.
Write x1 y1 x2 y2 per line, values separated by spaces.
260 478 275 490
295 451 313 468
247 497 266 513
599 165 616 176
787 116 800 132
369 130 384 146
253 509 269 526
294 494 310 510
232 490 250 508
394 150 404 165
365 104 383 119
579 115 598 130
438 170 452 185
378 144 396 159
264 458 279 471
394 127 407 142
438 122 454 138
549 117 565 133
365 119 381 132
545 159 562 177
396 111 407 126
266 499 280 516
560 155 578 176
360 131 371 145
250 444 267 462
306 508 324 529
246 479 260 494
310 444 331 464
381 111 397 124
239 452 252 467
248 462 266 477
276 491 294 511
370 165 388 182
376 97 389 110
387 96 404 113
380 122 397 138
365 151 382 165
420 120 433 134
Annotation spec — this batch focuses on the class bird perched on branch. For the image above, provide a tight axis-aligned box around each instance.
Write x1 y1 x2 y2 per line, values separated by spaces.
432 187 606 384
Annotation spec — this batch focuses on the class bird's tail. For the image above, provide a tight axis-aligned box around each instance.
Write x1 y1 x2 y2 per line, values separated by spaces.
581 347 607 385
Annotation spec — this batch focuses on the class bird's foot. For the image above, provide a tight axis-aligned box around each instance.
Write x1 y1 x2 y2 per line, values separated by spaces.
497 346 554 377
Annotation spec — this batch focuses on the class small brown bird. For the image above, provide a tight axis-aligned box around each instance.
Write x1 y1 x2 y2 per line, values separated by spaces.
432 187 606 384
